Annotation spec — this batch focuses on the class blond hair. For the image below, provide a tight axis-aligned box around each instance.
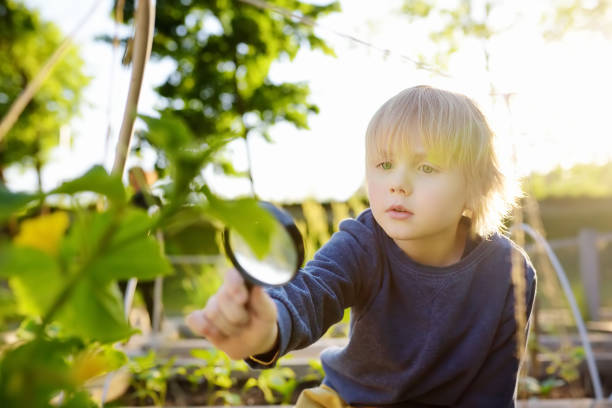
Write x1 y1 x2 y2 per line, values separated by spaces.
365 85 519 238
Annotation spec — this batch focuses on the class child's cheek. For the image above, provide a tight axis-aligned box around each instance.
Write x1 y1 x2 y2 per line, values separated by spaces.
365 178 383 203
366 181 388 221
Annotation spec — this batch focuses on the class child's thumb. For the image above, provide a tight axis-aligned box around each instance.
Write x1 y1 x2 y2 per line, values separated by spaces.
249 286 276 322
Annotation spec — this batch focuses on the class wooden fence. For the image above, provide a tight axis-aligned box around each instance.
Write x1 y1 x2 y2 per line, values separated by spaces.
525 229 612 321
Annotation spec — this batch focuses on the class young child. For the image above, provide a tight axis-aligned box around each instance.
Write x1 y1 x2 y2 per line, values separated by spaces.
186 85 537 407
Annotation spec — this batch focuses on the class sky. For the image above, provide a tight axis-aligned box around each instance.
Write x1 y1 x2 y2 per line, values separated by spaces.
6 0 612 202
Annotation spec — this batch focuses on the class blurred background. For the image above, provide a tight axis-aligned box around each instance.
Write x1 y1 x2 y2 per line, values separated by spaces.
2 0 612 405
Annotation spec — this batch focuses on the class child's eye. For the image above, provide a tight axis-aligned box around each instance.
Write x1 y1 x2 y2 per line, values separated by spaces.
377 161 392 170
419 164 436 174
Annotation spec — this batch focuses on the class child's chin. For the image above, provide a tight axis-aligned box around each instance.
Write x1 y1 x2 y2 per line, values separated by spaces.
382 225 419 241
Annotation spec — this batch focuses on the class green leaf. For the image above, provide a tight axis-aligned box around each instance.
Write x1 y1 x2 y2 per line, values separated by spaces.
131 350 158 373
214 159 248 178
86 209 172 281
61 209 171 282
59 210 113 270
139 113 194 157
61 391 98 408
190 349 213 362
100 345 129 370
402 0 434 17
0 246 64 316
213 374 233 389
243 377 258 391
539 377 565 395
0 245 58 279
140 113 228 200
210 390 242 406
56 279 136 343
0 338 79 407
201 186 275 259
0 185 41 221
50 165 126 203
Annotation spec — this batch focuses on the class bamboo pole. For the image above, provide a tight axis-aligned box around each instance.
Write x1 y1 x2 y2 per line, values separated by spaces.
110 0 155 177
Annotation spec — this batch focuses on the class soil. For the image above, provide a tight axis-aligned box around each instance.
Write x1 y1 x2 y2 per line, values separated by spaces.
114 374 597 406
113 373 322 406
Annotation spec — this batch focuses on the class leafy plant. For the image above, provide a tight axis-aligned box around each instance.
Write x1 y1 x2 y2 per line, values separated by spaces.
0 114 279 407
307 358 325 380
126 350 185 406
543 345 585 383
111 0 339 184
518 344 586 399
254 366 297 404
188 348 247 405
518 376 565 398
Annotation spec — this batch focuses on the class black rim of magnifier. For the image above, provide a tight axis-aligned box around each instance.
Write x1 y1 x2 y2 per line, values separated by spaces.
223 202 305 288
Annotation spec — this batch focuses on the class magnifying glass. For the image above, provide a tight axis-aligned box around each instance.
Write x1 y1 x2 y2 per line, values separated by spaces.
223 202 304 287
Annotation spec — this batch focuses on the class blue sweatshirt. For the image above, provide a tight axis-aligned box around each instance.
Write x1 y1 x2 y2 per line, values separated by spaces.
249 209 537 407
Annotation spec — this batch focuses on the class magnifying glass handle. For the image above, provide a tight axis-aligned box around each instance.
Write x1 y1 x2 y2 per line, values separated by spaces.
244 279 254 292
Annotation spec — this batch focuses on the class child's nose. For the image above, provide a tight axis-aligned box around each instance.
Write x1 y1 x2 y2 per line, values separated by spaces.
389 166 413 195
389 177 413 196
390 185 411 195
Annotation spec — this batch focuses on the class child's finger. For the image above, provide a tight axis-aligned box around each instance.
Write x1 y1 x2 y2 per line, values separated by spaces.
185 310 204 335
197 311 227 345
249 286 277 322
223 268 249 304
218 285 250 326
203 295 246 337
185 309 224 341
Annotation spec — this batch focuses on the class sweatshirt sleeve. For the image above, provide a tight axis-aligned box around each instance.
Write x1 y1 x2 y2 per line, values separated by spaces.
456 258 537 407
247 211 381 368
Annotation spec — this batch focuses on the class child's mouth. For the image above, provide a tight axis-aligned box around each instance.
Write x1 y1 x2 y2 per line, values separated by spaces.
386 205 413 219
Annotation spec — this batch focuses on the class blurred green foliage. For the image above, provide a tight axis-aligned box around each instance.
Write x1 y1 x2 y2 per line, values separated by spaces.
400 0 502 70
526 162 612 201
0 113 278 406
110 0 339 181
0 0 89 181
543 0 612 39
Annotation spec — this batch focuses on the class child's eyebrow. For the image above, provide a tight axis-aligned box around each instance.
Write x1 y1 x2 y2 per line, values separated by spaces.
374 149 392 158
405 151 431 164
374 148 433 162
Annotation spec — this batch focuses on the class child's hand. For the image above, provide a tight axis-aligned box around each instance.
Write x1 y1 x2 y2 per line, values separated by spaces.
185 268 278 360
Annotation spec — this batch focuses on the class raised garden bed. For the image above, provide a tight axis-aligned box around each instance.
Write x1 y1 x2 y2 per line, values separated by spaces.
98 319 612 406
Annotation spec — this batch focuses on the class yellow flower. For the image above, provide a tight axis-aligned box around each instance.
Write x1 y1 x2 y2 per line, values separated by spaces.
14 212 70 256
72 351 110 384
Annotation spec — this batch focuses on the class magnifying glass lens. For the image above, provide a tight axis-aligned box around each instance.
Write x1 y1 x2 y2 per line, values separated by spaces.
224 202 304 287
228 223 297 286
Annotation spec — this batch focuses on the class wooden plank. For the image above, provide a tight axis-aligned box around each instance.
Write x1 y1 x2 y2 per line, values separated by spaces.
124 402 612 408
519 400 612 408
588 321 612 333
579 229 601 321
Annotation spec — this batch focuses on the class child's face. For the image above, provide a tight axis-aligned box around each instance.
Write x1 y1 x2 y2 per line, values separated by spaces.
366 137 469 247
